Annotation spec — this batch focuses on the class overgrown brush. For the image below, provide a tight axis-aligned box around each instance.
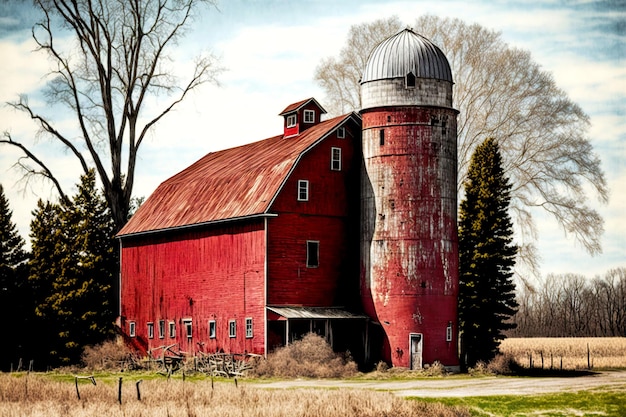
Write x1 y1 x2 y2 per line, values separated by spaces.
81 340 135 371
252 333 358 378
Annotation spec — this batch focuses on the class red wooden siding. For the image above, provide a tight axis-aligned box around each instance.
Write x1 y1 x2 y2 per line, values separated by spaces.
120 220 266 356
267 121 360 307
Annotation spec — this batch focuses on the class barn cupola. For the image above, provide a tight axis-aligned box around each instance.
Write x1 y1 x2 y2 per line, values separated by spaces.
279 97 327 138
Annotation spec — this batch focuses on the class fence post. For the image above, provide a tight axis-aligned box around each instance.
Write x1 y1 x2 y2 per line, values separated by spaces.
136 380 143 401
118 377 123 404
75 376 81 400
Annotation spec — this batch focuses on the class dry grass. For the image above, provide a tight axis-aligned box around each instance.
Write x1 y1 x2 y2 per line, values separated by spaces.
500 337 626 370
0 373 470 417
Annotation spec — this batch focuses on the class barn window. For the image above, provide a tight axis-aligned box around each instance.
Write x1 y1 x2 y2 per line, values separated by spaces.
379 129 385 146
298 180 309 201
129 321 136 338
306 240 319 268
229 320 237 338
158 320 165 339
147 322 154 339
183 319 192 339
405 71 416 88
169 321 176 338
446 322 453 342
337 127 345 138
287 114 297 128
331 147 342 171
246 318 253 338
209 320 216 339
304 109 315 123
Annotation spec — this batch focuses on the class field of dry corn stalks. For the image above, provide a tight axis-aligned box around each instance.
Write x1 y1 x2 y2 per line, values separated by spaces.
500 337 626 370
0 373 470 417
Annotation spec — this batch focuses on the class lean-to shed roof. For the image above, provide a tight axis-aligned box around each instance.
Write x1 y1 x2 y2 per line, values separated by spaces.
118 113 356 237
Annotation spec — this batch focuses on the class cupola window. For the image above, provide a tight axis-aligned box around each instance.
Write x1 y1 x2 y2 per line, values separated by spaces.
304 109 315 123
405 71 416 89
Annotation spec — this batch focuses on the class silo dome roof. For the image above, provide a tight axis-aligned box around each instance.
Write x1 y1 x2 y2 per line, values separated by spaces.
361 28 453 83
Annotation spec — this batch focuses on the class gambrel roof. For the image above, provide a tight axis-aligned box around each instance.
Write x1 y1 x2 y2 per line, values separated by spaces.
118 112 359 237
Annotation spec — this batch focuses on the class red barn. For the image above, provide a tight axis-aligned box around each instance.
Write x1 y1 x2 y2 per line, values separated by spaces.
117 98 368 360
118 29 460 370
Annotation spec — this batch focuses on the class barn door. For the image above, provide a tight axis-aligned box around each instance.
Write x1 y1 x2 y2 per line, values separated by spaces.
410 333 423 370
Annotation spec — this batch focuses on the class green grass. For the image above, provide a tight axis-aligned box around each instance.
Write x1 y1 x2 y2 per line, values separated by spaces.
414 390 626 417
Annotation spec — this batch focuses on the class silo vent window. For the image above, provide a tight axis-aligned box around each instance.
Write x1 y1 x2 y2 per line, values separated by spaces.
379 129 385 146
405 72 416 89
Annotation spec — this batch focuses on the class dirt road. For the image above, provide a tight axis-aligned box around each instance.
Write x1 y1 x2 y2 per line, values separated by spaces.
251 370 626 397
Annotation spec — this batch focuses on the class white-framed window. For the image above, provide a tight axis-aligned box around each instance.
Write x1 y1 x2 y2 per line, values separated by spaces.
147 322 154 339
169 321 176 338
129 321 136 338
337 127 345 138
159 320 165 339
209 320 216 339
229 320 237 338
297 180 309 201
287 114 297 128
331 147 342 171
446 322 453 342
306 240 319 268
303 109 315 123
245 318 253 338
183 318 192 339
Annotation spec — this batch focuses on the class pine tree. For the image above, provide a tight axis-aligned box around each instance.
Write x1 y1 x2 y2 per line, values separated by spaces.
29 170 117 365
0 184 29 368
458 137 519 368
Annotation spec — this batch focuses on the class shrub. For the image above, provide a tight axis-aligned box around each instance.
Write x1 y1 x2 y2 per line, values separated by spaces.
252 333 358 378
81 339 133 371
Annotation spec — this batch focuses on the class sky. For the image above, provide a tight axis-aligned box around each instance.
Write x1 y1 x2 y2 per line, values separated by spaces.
0 0 624 281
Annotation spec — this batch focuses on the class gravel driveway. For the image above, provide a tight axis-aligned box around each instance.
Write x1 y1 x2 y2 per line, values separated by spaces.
251 370 626 397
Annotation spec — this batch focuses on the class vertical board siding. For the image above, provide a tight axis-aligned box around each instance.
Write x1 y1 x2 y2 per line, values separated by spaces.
120 220 266 356
268 123 360 308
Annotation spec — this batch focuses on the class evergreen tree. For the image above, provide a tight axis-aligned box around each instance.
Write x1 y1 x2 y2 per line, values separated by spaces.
0 184 29 369
458 138 518 368
29 170 117 365
29 199 64 365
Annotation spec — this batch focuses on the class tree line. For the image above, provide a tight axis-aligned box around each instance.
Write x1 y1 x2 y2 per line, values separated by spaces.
510 269 626 338
0 171 117 370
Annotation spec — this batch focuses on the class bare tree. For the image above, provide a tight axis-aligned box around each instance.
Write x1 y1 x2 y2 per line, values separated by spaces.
1 0 222 231
314 16 608 279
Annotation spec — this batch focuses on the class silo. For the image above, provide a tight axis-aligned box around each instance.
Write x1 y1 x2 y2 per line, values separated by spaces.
360 29 459 369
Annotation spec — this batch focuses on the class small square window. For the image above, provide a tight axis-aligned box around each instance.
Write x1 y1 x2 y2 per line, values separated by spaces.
229 320 237 338
303 109 315 123
183 319 192 339
337 127 345 138
169 321 176 338
129 321 136 338
307 240 319 268
298 180 309 201
159 320 165 339
331 147 342 171
245 318 253 338
287 114 297 128
147 322 154 339
209 320 216 339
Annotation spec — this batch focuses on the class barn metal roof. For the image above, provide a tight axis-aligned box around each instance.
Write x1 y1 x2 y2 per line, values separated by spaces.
266 306 368 320
361 28 453 84
278 97 327 116
118 112 357 237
